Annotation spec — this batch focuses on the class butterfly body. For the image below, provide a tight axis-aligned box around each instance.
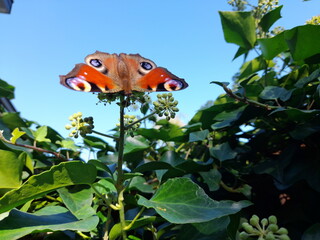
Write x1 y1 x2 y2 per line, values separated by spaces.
60 52 188 95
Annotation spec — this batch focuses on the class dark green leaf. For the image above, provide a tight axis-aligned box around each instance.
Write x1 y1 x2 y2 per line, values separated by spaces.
58 185 95 220
259 86 292 101
0 208 99 239
0 161 97 214
0 79 15 99
295 69 320 88
210 142 237 161
128 176 154 193
200 169 222 191
138 178 251 224
285 25 320 63
259 5 283 32
124 136 149 155
211 105 247 130
302 223 320 240
258 32 288 59
219 11 256 49
239 56 275 79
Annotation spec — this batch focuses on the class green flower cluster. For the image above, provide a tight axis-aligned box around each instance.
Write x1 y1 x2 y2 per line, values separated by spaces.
153 93 179 120
65 112 94 138
240 215 290 240
117 114 141 137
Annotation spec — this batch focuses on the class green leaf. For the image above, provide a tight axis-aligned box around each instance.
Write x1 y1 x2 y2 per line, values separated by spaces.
210 142 237 161
189 130 209 142
239 56 275 79
9 128 25 144
302 223 320 240
33 126 51 143
199 169 222 191
58 185 95 220
219 11 256 49
0 79 15 99
56 138 79 152
0 208 99 240
285 25 320 63
128 176 154 193
258 32 288 59
177 216 230 240
259 5 283 32
1 113 27 130
109 216 157 240
0 161 97 214
124 136 149 155
0 150 23 192
295 69 320 88
211 105 247 130
137 178 251 224
93 178 117 195
259 86 292 101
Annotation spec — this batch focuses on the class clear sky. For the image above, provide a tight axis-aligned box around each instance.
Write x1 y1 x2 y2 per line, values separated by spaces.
0 0 319 139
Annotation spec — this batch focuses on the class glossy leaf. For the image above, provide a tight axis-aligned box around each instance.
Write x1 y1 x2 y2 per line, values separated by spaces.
259 86 292 101
239 56 275 79
219 11 256 49
9 128 25 144
200 169 222 191
33 126 51 143
0 161 97 214
258 32 287 59
124 136 149 154
138 178 251 224
57 185 95 220
189 129 209 142
210 142 237 161
285 25 320 63
259 5 283 32
0 207 99 240
0 150 23 191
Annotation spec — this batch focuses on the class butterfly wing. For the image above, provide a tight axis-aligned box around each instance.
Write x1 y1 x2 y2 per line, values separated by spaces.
133 67 188 92
59 63 122 93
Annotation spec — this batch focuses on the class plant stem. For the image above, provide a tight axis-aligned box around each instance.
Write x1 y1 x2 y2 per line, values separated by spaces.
116 94 127 239
123 207 146 230
124 110 157 130
92 130 119 140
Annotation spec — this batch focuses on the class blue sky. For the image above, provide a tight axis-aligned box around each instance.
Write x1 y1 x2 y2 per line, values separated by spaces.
0 0 319 138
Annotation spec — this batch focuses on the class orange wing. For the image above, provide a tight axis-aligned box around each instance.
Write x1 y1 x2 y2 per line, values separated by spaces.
134 67 188 92
59 64 122 93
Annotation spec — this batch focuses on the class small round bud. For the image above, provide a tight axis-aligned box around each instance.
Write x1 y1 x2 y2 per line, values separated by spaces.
267 224 278 232
65 125 72 130
268 215 277 224
71 130 77 134
239 231 249 239
69 133 74 137
261 218 268 227
164 112 169 116
278 235 290 240
83 117 88 122
242 223 254 234
168 92 173 97
265 232 275 240
71 121 77 127
77 112 82 117
169 97 174 102
277 228 288 235
250 215 260 227
68 116 74 121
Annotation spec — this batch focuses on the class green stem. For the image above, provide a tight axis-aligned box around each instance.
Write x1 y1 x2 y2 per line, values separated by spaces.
123 207 146 231
116 95 127 239
124 110 158 130
92 130 119 140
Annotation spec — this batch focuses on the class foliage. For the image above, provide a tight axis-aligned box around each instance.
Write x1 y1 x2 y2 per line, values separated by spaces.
1 1 320 240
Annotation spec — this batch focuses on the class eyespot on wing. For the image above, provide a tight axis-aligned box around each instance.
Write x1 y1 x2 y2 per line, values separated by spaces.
60 63 120 93
134 67 188 92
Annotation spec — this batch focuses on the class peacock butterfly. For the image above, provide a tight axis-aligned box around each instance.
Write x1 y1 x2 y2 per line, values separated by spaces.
60 51 188 95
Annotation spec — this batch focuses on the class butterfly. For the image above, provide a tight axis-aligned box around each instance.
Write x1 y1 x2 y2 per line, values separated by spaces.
60 51 188 95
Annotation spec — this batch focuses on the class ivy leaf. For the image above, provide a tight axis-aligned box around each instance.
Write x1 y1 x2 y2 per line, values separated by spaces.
258 32 288 59
302 223 320 240
210 142 237 161
259 5 283 32
56 138 79 151
10 128 25 144
259 86 293 101
199 169 222 192
0 208 99 240
189 130 209 142
33 126 51 143
0 161 97 214
137 178 251 224
0 150 23 191
219 11 256 49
